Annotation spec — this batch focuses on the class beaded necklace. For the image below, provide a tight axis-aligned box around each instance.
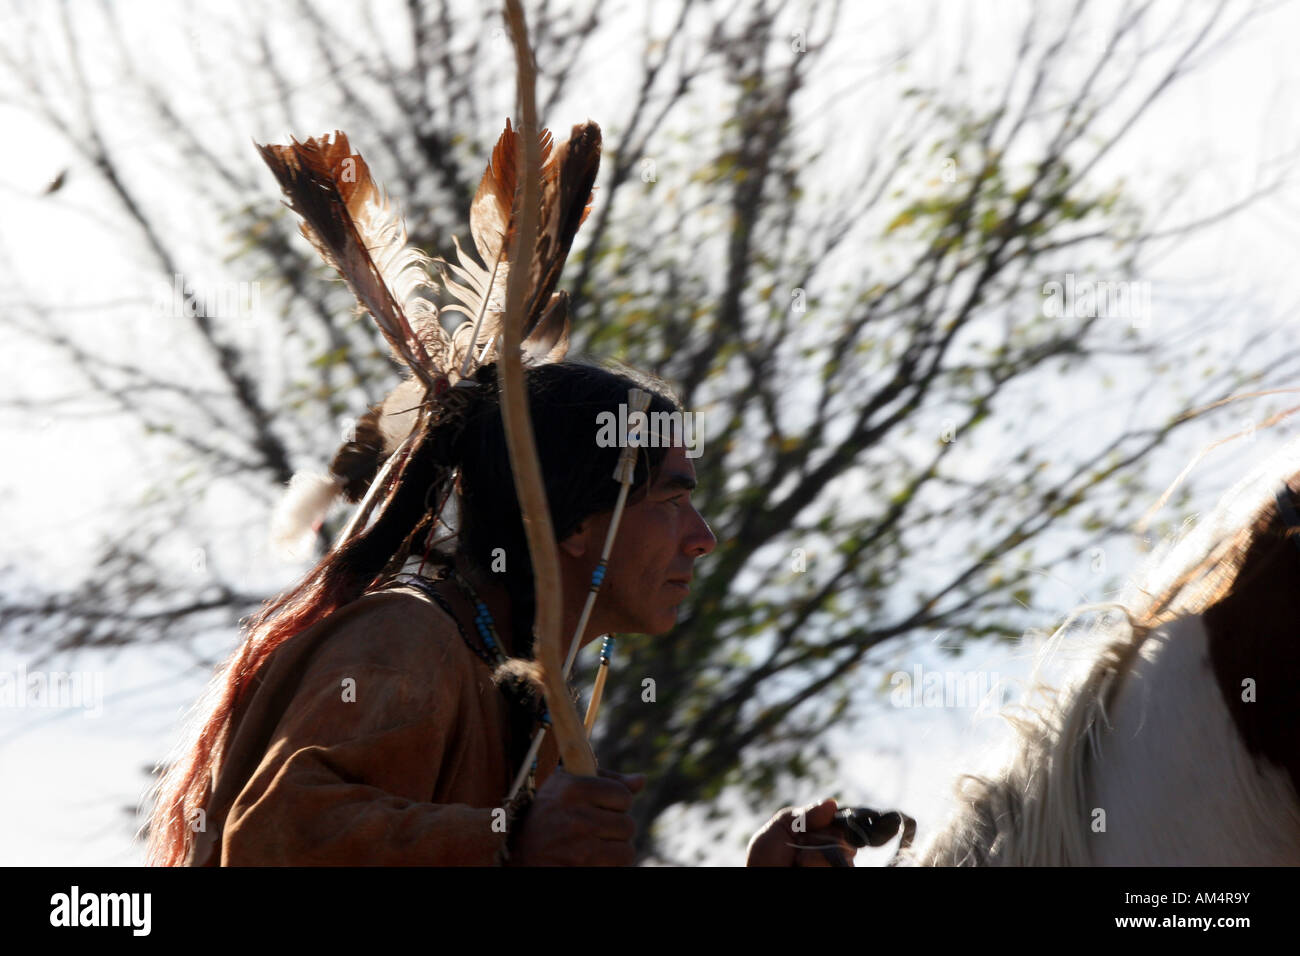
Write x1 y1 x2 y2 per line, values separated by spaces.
451 569 511 666
451 569 552 792
449 572 556 816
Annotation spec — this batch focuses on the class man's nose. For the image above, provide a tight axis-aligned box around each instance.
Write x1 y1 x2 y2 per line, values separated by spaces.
685 506 716 557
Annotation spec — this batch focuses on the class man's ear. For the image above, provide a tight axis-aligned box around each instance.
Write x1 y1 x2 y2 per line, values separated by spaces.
559 520 589 559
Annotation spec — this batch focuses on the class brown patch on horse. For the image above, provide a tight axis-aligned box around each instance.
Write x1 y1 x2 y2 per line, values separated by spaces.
1202 486 1300 800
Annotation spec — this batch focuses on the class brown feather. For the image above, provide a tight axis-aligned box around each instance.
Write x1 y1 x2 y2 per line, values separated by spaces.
256 122 598 546
255 132 446 391
328 401 386 503
521 292 571 365
440 119 599 376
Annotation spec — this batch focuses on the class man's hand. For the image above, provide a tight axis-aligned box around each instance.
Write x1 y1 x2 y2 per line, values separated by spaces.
506 768 646 866
746 797 859 867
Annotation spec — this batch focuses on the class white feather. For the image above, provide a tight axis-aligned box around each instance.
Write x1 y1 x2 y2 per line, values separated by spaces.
269 470 345 562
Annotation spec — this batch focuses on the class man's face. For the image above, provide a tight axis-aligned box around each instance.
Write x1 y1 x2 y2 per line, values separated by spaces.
563 444 716 637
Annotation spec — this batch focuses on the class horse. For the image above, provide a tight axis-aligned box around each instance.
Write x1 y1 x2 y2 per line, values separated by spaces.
892 439 1300 866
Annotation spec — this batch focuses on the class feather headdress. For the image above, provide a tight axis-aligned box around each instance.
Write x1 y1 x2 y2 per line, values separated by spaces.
256 120 601 558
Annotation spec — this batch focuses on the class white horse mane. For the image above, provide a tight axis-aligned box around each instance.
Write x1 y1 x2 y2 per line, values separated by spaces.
902 435 1300 866
901 608 1141 865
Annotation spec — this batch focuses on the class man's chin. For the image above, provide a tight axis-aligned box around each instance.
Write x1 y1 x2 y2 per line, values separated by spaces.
619 603 684 636
650 608 682 634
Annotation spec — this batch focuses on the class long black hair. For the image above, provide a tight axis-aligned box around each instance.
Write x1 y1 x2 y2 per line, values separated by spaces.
448 360 679 656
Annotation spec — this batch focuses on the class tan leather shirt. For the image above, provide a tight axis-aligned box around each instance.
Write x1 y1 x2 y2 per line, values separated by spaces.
186 585 559 865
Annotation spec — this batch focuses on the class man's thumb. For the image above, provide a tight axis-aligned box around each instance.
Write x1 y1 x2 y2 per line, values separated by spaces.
799 797 839 829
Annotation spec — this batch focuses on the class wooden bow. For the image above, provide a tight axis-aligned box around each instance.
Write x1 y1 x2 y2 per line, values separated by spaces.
500 0 597 776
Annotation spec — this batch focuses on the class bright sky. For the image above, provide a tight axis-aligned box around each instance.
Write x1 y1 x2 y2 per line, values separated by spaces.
1 0 1298 866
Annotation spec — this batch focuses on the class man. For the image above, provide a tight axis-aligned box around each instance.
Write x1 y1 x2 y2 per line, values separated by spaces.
446 435 857 866
147 362 857 866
